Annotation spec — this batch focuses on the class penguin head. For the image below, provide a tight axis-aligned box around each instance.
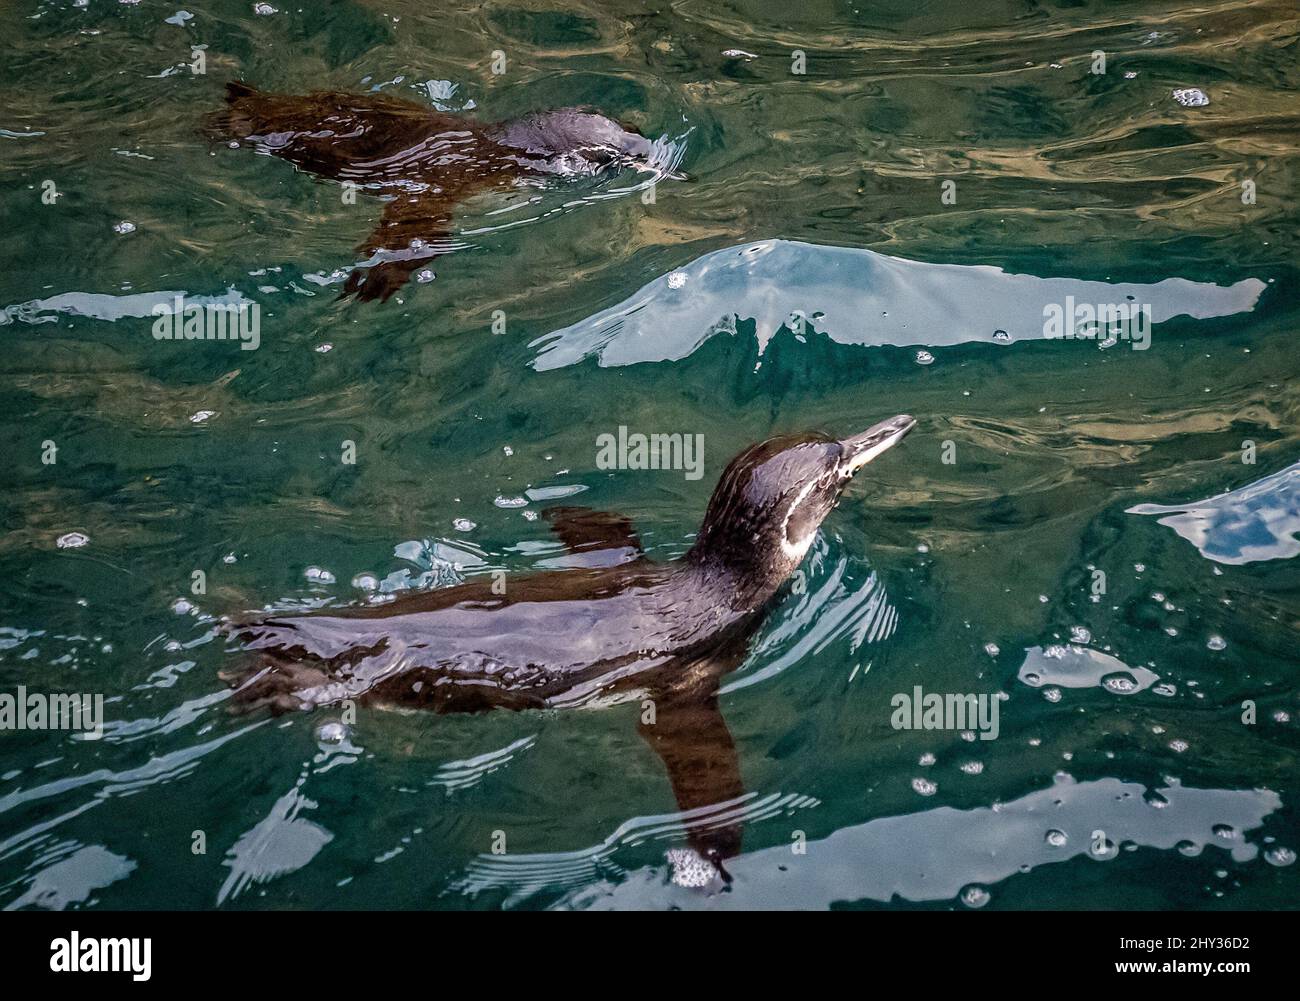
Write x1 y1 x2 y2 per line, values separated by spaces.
690 415 916 588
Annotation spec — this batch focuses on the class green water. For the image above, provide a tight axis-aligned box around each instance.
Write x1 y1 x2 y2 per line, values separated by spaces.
1 0 1297 910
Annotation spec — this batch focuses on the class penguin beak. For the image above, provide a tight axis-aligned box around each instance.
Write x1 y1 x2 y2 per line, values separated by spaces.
840 415 916 475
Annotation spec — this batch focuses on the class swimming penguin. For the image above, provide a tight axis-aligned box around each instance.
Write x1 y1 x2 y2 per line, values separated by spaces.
223 415 916 882
206 82 684 302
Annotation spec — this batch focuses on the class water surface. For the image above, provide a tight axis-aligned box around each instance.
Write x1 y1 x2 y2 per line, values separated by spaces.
0 0 1297 910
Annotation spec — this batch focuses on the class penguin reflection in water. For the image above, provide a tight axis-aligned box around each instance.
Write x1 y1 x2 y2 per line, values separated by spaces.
224 417 916 887
207 82 686 302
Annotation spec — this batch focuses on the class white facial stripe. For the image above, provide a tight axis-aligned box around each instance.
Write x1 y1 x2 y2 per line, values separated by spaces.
780 478 820 560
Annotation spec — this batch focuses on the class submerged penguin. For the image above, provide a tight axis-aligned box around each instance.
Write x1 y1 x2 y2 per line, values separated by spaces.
206 82 683 302
223 415 915 882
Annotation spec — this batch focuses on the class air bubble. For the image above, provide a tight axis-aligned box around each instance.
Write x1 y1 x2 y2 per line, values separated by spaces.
316 721 349 745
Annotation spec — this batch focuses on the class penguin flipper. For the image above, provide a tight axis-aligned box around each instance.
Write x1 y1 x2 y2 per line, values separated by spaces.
340 195 455 303
542 506 644 566
637 686 744 881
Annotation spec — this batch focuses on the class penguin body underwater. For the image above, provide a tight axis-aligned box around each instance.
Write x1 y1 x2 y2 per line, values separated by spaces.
207 82 684 302
224 416 916 882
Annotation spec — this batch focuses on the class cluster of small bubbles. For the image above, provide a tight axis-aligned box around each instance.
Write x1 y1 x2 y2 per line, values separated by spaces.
1043 687 1062 703
452 518 476 532
914 350 934 366
170 597 195 615
1069 626 1091 645
666 847 716 888
1134 563 1145 572
304 566 336 584
351 573 379 592
1172 87 1210 108
1102 673 1137 694
666 271 688 289
1212 823 1237 840
911 777 937 796
1028 737 1041 747
918 752 936 766
1045 829 1068 847
960 731 977 742
960 885 990 908
1273 710 1291 723
494 496 528 509
56 532 90 549
1264 846 1296 867
522 510 538 522
984 642 999 656
502 445 513 457
960 761 984 775
1168 738 1189 753
314 343 333 353
113 220 136 235
1206 635 1226 651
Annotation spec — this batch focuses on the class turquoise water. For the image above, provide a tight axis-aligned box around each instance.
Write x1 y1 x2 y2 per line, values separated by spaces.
1 0 1297 909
